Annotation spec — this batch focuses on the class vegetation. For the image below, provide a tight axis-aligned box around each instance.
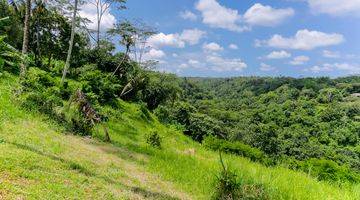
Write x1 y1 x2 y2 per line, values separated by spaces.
156 76 360 183
0 0 360 199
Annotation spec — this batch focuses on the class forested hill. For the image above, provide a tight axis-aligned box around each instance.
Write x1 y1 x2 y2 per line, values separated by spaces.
157 75 360 182
183 76 360 99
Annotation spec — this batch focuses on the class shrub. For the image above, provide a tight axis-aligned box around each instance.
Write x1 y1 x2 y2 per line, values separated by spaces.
79 69 121 105
203 136 264 162
187 113 225 142
213 153 240 200
139 103 153 121
212 152 269 200
145 131 162 148
300 158 360 183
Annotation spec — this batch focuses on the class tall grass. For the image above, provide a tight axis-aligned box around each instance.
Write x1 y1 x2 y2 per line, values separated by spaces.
1 74 360 199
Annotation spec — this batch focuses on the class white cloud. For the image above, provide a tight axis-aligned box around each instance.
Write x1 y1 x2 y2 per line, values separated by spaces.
309 65 333 73
229 44 239 50
148 29 206 48
180 10 198 21
322 50 340 58
179 63 189 69
148 33 185 48
195 0 249 32
266 50 291 59
203 42 224 52
256 29 344 50
244 3 294 27
309 63 360 74
260 63 276 71
79 2 116 31
188 59 200 65
206 55 247 72
308 0 360 16
290 56 310 65
142 49 166 60
180 29 206 45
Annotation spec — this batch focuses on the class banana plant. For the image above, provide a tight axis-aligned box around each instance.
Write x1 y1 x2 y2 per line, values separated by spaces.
0 35 21 67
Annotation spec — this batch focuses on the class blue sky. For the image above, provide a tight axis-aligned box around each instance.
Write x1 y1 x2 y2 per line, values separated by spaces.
84 0 360 77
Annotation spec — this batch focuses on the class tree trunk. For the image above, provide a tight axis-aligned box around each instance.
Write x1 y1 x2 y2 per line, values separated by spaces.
112 47 129 76
97 19 100 47
20 0 31 77
61 0 78 85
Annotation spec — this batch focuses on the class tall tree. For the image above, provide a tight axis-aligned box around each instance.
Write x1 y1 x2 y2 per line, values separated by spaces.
20 0 31 77
61 0 78 84
108 20 156 75
90 0 126 47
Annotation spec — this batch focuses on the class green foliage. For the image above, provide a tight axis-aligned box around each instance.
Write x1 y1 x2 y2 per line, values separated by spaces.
317 88 343 103
187 113 224 142
0 34 21 72
79 68 121 105
140 72 181 110
159 76 360 183
213 165 240 200
300 159 360 183
145 130 162 148
212 153 269 200
203 136 264 162
20 68 63 116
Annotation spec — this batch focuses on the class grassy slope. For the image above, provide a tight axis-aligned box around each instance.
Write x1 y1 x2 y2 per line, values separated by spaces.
1 73 360 200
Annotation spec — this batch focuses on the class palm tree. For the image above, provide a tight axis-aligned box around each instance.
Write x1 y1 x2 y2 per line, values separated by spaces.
108 21 136 76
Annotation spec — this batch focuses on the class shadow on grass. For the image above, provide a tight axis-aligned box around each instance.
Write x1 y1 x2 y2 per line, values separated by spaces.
130 186 181 200
7 141 184 200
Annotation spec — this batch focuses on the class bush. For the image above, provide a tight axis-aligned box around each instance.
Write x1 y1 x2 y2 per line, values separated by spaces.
145 131 162 148
20 68 63 116
139 103 153 121
203 136 265 162
187 113 225 142
20 67 99 136
212 152 269 200
213 152 240 200
79 69 121 105
300 158 360 183
213 165 240 200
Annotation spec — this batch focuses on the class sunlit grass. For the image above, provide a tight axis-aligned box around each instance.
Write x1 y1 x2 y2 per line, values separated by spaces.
1 73 360 199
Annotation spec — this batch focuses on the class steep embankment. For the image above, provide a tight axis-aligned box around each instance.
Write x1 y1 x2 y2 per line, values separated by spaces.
1 74 360 200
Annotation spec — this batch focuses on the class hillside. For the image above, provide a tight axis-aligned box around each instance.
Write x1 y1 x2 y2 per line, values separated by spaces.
1 74 360 200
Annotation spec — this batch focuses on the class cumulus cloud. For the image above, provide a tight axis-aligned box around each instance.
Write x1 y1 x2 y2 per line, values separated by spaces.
180 29 206 45
266 50 291 59
309 65 333 73
148 33 185 48
79 2 116 31
179 10 198 21
206 55 247 72
260 63 276 71
256 29 344 50
323 50 341 58
142 49 166 60
148 29 206 48
309 63 360 74
195 0 249 32
188 59 200 65
229 44 239 50
244 3 294 27
308 0 360 16
203 42 224 52
290 56 310 65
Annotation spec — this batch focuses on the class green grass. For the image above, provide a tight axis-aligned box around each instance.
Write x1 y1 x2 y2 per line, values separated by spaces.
1 73 360 199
